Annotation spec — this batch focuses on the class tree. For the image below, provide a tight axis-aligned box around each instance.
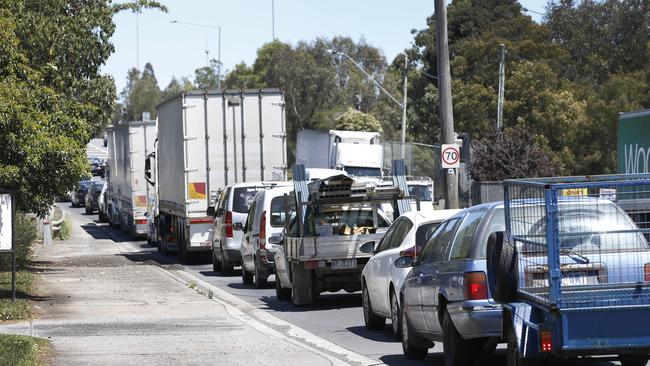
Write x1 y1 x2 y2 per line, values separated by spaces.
335 108 383 133
161 76 195 100
194 58 222 90
119 63 161 120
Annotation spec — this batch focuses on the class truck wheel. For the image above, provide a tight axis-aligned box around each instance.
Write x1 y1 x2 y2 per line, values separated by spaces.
221 249 233 275
619 355 649 366
443 309 479 366
486 232 518 303
212 249 222 273
362 283 386 330
275 274 291 301
241 264 253 285
254 259 268 289
401 308 429 359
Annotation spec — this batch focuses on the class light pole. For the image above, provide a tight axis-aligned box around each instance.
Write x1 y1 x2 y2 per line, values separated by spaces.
170 20 222 90
330 50 408 159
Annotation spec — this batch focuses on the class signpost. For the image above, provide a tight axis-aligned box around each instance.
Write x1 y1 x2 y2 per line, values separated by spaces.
0 191 15 301
441 144 460 169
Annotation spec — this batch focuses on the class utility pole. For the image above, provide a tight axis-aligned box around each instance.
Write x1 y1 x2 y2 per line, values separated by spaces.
401 53 408 160
435 0 459 209
497 44 506 130
272 0 276 41
136 10 140 69
217 26 222 90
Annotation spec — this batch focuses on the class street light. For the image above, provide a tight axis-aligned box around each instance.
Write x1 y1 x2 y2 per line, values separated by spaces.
329 50 408 159
169 20 222 90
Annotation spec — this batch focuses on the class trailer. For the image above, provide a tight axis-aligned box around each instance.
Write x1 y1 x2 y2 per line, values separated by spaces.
488 174 650 366
105 120 156 237
152 89 287 262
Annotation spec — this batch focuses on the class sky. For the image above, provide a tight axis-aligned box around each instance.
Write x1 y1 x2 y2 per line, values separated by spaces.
103 0 548 95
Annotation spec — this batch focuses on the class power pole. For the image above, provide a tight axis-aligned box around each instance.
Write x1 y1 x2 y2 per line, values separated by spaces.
401 53 408 160
497 43 506 130
217 26 222 90
136 11 140 70
272 0 276 41
435 0 459 209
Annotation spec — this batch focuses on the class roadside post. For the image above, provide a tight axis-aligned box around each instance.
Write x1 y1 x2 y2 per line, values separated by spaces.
0 190 16 301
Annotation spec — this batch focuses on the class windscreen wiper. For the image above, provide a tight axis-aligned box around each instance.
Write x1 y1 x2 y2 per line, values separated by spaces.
560 249 590 264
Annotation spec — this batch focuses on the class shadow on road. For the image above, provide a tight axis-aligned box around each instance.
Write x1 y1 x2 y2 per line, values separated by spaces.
345 325 396 343
379 353 445 366
257 291 362 312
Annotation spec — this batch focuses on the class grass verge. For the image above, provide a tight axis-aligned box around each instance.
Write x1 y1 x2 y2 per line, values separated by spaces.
0 271 33 321
0 334 52 366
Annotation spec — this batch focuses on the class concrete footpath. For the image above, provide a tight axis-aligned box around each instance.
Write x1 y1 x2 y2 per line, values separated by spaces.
0 211 363 366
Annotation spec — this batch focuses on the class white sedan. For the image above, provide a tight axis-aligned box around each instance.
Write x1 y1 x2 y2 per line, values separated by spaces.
361 209 461 339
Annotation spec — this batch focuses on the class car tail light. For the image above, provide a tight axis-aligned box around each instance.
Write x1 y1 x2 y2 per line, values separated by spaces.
135 219 147 225
464 272 488 300
189 217 213 224
540 330 552 352
645 263 650 282
225 211 233 238
259 211 267 250
399 246 421 258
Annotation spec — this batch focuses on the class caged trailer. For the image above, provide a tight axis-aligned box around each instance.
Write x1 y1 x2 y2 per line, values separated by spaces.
487 174 650 366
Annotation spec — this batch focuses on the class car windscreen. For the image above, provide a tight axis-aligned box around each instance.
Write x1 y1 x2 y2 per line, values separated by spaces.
345 166 382 177
415 222 442 249
408 185 432 202
93 183 105 192
232 187 265 214
78 181 91 190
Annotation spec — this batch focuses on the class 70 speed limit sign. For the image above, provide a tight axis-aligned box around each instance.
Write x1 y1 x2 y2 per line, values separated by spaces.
441 144 460 168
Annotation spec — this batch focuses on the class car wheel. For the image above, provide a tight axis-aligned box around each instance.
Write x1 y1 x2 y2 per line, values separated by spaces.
390 289 401 340
241 263 253 285
85 206 92 215
221 248 233 275
362 283 386 330
254 258 268 289
401 308 429 359
212 249 222 273
619 355 649 366
275 271 291 301
443 309 480 366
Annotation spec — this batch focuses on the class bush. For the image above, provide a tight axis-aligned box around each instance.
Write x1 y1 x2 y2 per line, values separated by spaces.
53 220 70 241
0 214 36 271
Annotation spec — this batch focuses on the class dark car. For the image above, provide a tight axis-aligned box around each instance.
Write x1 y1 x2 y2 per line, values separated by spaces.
89 158 105 177
398 203 503 366
84 180 105 215
71 180 92 208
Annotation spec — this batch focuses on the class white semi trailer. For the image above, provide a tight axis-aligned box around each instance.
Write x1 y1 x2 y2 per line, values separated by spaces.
105 120 156 237
152 89 287 262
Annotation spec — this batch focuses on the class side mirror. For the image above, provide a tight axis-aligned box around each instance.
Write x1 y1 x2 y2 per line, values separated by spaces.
359 241 376 254
206 206 216 217
233 222 244 231
144 212 150 218
394 256 414 268
268 235 282 245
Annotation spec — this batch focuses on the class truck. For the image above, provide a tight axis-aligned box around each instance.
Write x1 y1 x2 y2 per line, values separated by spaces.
274 170 407 306
151 89 287 262
295 129 384 181
105 120 156 237
618 109 650 174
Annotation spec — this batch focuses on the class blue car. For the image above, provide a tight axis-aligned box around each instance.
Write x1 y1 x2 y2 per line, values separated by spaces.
398 202 504 366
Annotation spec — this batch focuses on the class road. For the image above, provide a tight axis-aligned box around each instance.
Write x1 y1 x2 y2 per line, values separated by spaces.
58 202 629 366
87 138 108 159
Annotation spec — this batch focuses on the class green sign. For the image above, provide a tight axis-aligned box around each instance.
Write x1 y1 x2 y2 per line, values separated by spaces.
618 110 650 174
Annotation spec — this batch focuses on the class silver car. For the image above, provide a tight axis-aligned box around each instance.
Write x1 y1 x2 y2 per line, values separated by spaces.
398 202 503 366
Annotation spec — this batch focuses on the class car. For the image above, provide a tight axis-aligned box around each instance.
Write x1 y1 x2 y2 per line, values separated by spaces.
71 180 92 208
240 185 294 288
361 209 460 339
97 182 108 221
399 202 504 365
211 181 291 275
84 180 105 215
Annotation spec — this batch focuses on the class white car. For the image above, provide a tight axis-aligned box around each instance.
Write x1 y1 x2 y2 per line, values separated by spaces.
361 209 461 338
240 185 294 288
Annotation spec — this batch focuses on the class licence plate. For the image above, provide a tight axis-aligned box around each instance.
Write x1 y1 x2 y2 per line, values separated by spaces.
561 272 595 286
331 259 356 270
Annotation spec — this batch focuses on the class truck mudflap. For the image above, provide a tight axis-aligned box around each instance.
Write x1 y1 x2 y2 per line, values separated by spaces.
507 302 650 358
187 218 213 251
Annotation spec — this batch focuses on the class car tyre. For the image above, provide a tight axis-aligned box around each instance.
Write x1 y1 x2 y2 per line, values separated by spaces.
390 289 402 340
487 232 518 303
85 206 92 215
619 355 649 366
362 283 386 330
254 258 268 289
221 248 234 275
241 264 253 285
275 273 291 301
401 308 429 359
443 309 480 366
212 249 222 273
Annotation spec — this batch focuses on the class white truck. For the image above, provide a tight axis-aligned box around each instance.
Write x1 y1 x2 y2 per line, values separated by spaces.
105 120 156 237
295 129 384 181
152 89 287 262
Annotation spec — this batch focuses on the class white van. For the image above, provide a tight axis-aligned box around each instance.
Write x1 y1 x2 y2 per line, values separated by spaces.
240 185 294 288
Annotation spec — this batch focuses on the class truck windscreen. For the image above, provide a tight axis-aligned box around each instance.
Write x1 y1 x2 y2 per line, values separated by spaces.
345 166 382 177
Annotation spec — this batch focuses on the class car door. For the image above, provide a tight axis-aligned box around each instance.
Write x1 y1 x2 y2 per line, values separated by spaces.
404 221 449 332
419 217 462 336
366 220 397 305
241 201 257 270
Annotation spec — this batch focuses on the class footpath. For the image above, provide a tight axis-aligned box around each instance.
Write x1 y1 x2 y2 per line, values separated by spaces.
0 210 343 366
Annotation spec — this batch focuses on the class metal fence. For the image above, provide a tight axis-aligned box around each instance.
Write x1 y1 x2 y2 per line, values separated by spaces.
505 174 650 309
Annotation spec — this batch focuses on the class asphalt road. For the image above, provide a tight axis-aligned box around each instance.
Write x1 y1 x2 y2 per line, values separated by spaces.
58 200 634 366
87 138 108 159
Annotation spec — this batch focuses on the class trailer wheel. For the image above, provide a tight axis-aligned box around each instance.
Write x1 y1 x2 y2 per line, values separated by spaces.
619 355 649 366
487 232 518 303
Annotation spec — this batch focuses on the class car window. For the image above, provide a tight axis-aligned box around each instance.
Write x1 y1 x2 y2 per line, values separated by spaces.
415 222 442 249
390 218 413 249
245 201 256 231
376 220 399 253
270 195 293 227
419 218 461 264
218 188 230 215
232 187 266 214
418 221 448 264
449 210 485 260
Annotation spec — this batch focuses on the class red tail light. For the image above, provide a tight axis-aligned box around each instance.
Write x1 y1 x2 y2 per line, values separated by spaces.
645 264 650 282
135 219 147 225
540 330 552 352
190 217 213 224
464 272 488 300
399 246 422 258
225 211 233 238
259 211 267 250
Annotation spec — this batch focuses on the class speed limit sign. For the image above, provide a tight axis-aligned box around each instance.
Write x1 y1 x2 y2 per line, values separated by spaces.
441 144 460 168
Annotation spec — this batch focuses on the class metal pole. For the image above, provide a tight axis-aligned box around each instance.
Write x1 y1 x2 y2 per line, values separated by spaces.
497 43 506 130
272 0 276 40
217 26 222 90
136 11 140 69
401 53 408 160
11 252 15 301
435 0 459 209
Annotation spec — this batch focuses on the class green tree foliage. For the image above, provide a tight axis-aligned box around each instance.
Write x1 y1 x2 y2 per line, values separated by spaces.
119 63 162 120
161 76 195 100
335 108 383 133
194 59 222 90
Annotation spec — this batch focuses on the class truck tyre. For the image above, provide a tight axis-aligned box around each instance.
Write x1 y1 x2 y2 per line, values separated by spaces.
486 232 518 303
241 264 253 285
254 258 268 289
275 274 291 301
212 249 222 273
443 309 480 366
362 282 386 330
619 355 649 366
401 308 429 359
221 248 234 275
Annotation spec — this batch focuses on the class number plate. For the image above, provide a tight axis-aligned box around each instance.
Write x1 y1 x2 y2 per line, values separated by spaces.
561 272 595 286
331 259 357 270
